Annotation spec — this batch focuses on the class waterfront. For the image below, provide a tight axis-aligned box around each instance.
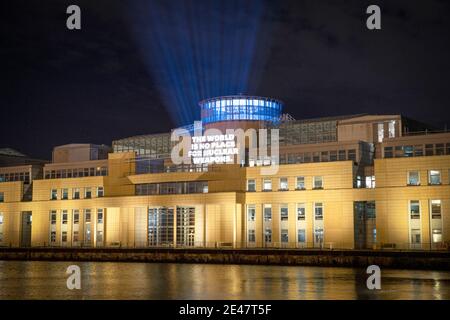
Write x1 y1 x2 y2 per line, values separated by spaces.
0 261 449 299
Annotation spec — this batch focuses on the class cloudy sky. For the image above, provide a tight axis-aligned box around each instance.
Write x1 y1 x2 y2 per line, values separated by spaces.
1 0 449 159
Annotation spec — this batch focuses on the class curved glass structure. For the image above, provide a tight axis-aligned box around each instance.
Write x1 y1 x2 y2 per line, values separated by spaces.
200 95 283 125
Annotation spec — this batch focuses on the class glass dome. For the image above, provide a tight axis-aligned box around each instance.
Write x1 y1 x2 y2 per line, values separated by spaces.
199 95 283 125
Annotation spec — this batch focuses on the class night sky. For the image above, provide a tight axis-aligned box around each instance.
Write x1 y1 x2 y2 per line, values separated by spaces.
1 0 450 160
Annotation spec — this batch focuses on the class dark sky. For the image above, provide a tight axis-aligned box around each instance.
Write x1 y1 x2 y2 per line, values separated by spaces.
1 0 450 159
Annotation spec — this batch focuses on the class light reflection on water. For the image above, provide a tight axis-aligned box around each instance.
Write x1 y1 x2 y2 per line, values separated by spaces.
0 261 449 300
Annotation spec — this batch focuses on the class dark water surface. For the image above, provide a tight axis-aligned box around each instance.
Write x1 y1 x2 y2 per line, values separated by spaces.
0 261 448 300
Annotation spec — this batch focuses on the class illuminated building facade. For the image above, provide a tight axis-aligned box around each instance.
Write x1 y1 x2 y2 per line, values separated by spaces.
0 96 449 250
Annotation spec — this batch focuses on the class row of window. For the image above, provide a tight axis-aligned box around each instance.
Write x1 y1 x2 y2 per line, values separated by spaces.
407 170 449 186
279 149 357 164
384 143 450 158
246 176 323 192
0 172 31 184
247 203 323 222
44 167 108 179
409 200 443 220
50 209 104 224
136 181 208 195
50 187 104 200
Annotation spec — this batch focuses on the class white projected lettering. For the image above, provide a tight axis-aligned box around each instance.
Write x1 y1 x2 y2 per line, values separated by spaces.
189 134 239 164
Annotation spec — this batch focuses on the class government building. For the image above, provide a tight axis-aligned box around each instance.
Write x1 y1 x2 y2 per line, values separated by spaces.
0 95 449 250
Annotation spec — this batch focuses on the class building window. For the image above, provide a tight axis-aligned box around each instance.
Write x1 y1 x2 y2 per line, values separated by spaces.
61 188 68 200
404 146 413 157
50 211 57 224
97 209 104 224
408 171 420 186
264 228 272 243
296 176 305 190
50 189 58 200
263 178 272 191
338 150 347 160
280 205 288 221
297 204 306 220
73 188 80 199
409 200 420 219
62 210 68 224
388 121 396 138
263 205 272 222
247 205 256 222
248 229 256 243
247 179 256 192
61 231 67 242
384 147 393 158
377 123 384 143
314 203 323 220
50 231 56 243
279 177 288 191
348 149 356 161
431 200 441 219
432 229 442 243
281 229 289 243
365 176 376 188
313 176 323 189
85 187 92 199
428 170 441 185
330 151 337 161
297 229 306 243
85 209 91 223
97 187 104 197
73 210 79 224
73 231 79 242
96 231 103 242
0 192 3 202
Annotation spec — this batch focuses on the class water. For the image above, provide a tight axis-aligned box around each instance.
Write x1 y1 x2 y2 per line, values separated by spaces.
0 260 448 300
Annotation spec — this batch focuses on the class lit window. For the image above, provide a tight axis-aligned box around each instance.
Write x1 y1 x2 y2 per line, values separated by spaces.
432 229 442 243
314 203 323 220
0 214 3 224
408 171 420 186
263 178 272 191
313 176 323 189
247 179 256 192
428 170 441 185
279 177 288 191
296 176 305 190
263 205 272 221
264 228 272 243
377 123 384 143
409 200 420 219
388 121 396 138
297 204 305 220
247 205 256 222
